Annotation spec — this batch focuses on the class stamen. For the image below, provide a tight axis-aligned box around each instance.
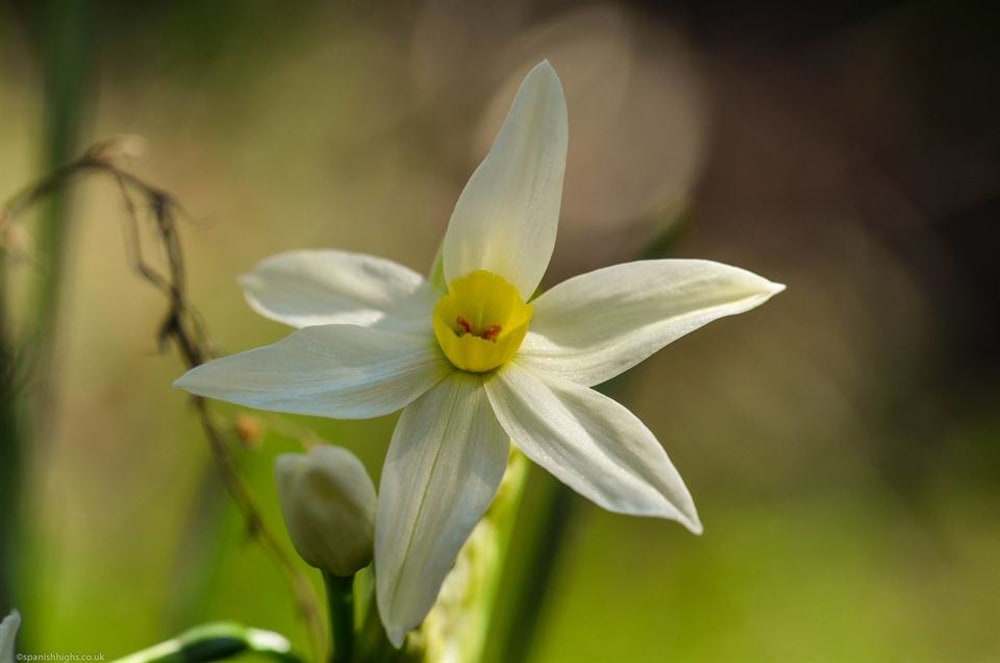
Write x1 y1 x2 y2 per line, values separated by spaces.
481 324 502 341
456 316 473 336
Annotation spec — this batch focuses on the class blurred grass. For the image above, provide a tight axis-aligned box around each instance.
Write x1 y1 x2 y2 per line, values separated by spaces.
535 479 1000 663
1 1 998 662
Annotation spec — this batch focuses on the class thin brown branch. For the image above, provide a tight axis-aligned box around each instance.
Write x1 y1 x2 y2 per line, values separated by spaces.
1 140 326 658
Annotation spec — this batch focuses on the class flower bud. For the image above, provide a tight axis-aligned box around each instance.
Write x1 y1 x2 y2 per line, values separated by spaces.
1 610 20 663
275 446 376 577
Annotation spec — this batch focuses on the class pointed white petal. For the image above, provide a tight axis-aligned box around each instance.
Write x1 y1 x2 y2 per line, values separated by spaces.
485 363 701 532
174 325 450 419
443 61 568 298
240 249 435 329
0 610 19 663
519 259 785 386
376 374 509 647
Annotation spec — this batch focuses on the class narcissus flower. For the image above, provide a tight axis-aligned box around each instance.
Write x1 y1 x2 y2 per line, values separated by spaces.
1 610 19 663
175 61 784 645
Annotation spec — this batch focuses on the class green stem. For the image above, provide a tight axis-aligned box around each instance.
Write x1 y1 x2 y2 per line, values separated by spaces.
323 572 355 663
110 622 304 663
35 0 95 330
488 471 576 663
354 568 403 663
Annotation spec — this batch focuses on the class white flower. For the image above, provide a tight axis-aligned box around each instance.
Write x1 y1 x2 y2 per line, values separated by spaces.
174 61 784 646
275 445 377 577
1 610 19 663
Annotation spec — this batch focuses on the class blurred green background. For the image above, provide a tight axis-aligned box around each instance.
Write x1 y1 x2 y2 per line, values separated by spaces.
1 1 999 661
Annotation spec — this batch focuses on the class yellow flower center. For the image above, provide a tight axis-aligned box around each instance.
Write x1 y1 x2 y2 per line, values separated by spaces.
433 270 533 373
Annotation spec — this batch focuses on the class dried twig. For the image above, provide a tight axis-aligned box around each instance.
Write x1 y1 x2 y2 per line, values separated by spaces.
0 139 325 658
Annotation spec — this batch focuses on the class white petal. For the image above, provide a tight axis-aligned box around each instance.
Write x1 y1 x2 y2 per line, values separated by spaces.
518 259 785 386
485 363 701 532
376 373 509 647
174 325 450 419
240 249 435 329
0 610 19 663
442 61 568 299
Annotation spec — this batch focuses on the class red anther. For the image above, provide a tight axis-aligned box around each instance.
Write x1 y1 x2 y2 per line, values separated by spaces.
481 324 502 341
456 316 473 336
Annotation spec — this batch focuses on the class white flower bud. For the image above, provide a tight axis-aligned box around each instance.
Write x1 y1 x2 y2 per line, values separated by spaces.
275 446 376 577
1 610 20 663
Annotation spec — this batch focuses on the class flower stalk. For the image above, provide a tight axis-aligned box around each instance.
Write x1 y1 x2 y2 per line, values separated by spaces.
323 573 355 663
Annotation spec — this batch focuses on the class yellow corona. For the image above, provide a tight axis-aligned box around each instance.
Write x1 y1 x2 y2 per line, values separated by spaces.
432 270 533 373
